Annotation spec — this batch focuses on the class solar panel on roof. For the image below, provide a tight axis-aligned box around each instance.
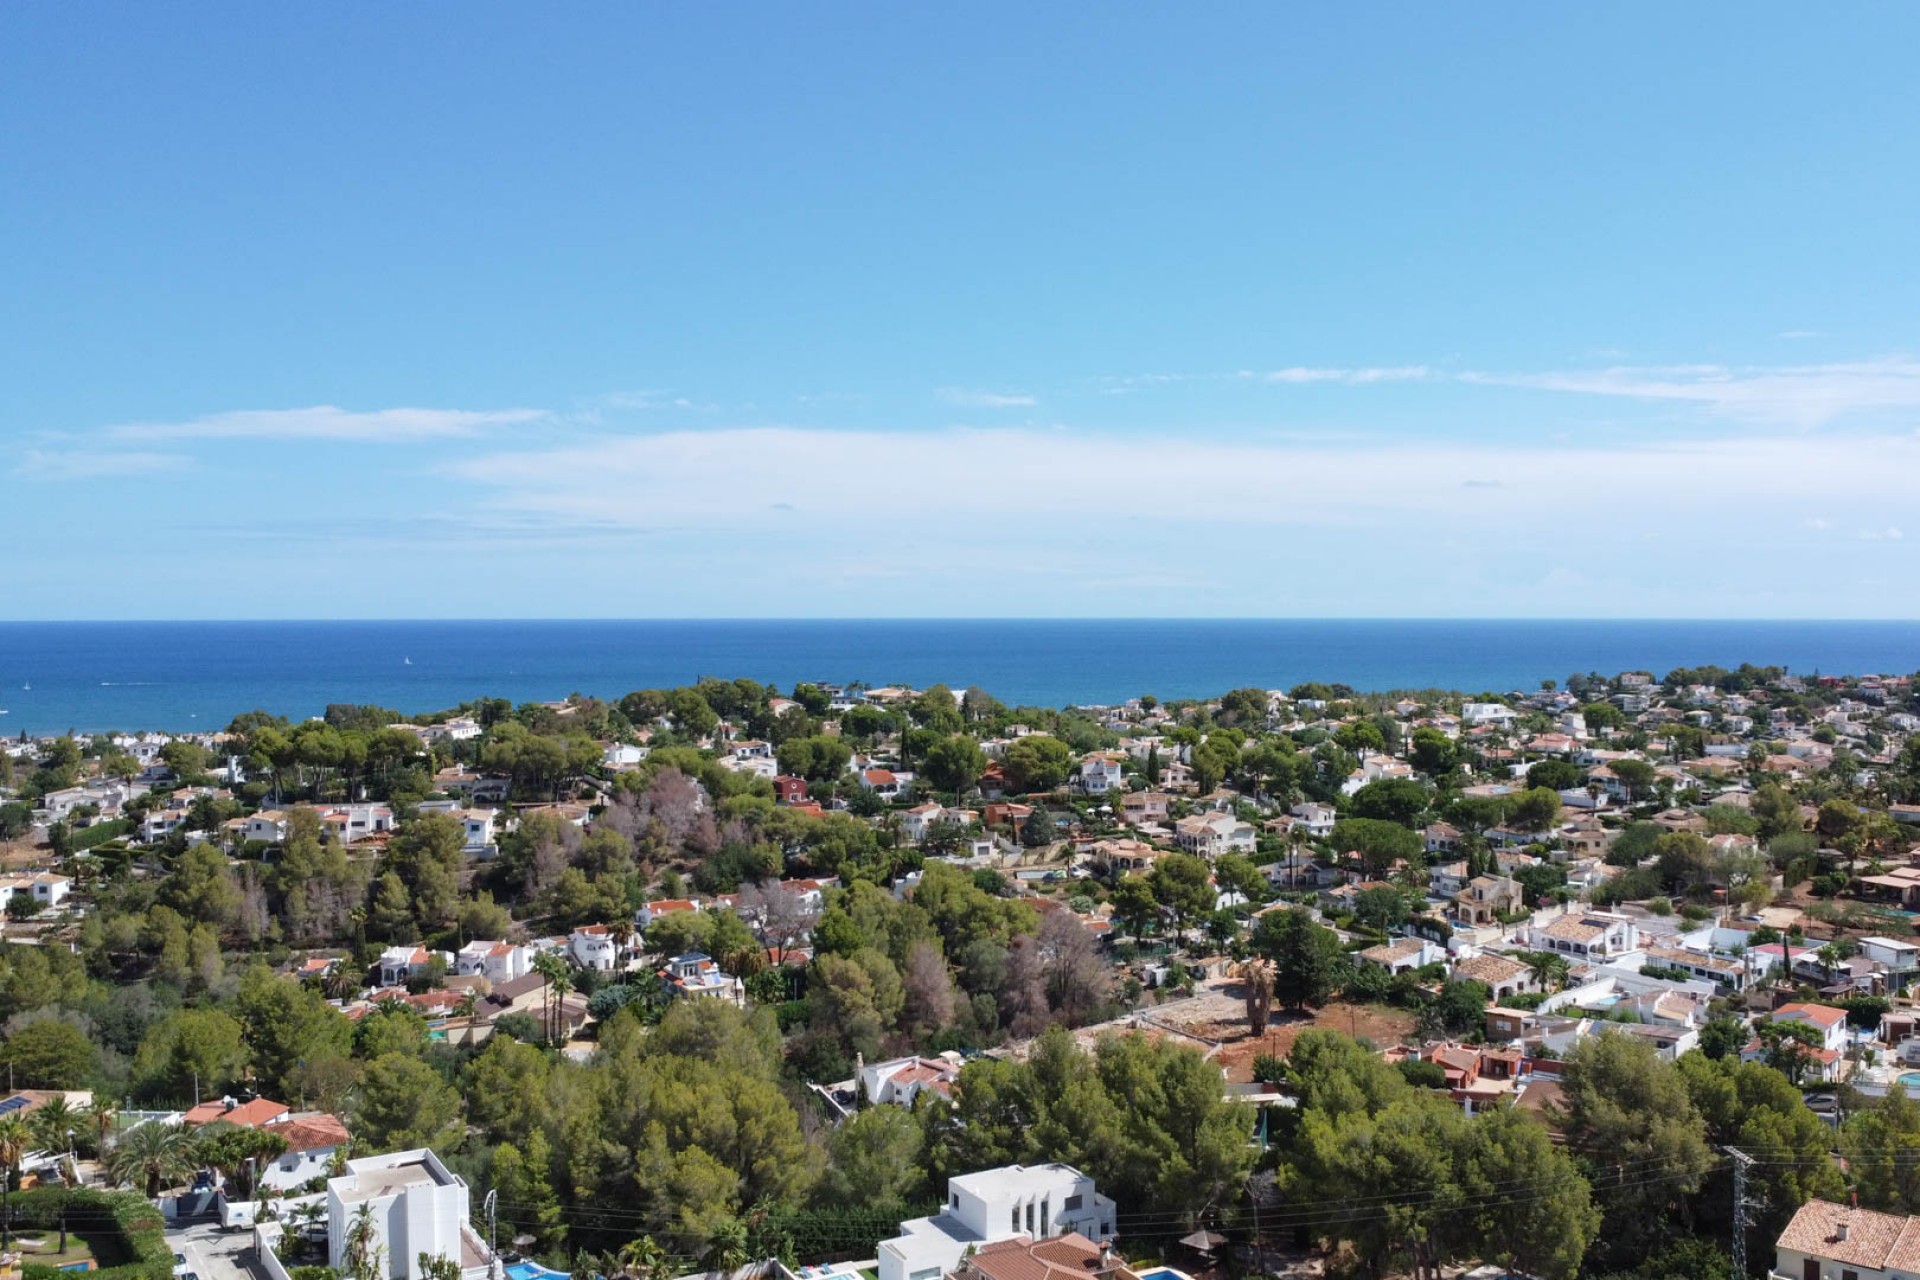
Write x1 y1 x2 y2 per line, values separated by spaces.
0 1096 32 1115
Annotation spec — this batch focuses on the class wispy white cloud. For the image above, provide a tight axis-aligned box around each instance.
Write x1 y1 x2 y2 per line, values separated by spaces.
595 391 715 412
1804 516 1833 530
937 387 1037 408
1461 357 1920 427
449 424 1920 542
106 405 546 443
16 449 187 481
1857 526 1904 541
1238 366 1432 385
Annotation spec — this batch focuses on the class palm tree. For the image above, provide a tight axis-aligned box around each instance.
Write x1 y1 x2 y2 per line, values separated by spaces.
0 1116 31 1246
545 966 574 1044
84 1098 117 1160
343 1200 384 1280
609 918 636 969
1817 943 1843 985
529 951 570 1045
325 966 362 1002
1522 951 1569 993
702 1219 748 1277
107 1121 196 1199
616 1237 669 1280
1234 958 1276 1036
31 1097 74 1160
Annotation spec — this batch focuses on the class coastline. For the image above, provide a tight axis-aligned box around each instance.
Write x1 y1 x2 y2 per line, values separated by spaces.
2 617 1917 736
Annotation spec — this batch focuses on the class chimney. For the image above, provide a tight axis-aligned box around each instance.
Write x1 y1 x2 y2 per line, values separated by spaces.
1837 1221 1850 1242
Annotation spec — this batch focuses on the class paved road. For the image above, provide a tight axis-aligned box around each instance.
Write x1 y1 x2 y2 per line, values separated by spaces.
168 1221 264 1280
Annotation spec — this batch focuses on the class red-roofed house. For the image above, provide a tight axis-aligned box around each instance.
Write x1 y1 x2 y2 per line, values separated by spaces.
258 1113 351 1191
183 1096 289 1128
1776 1198 1920 1280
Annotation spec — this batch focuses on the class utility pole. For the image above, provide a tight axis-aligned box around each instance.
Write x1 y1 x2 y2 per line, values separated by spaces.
1729 1146 1758 1280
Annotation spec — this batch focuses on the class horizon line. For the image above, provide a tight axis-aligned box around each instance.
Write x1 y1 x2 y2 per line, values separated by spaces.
5 615 1920 625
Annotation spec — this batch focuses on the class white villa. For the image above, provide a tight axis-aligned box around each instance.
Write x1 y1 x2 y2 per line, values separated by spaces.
326 1148 494 1280
878 1163 1117 1280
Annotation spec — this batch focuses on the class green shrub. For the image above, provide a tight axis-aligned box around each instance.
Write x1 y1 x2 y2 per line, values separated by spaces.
16 1188 170 1280
1397 1058 1448 1088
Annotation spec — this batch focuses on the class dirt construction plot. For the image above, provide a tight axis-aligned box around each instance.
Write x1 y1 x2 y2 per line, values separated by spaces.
1132 982 1418 1083
1058 977 1417 1083
1207 1003 1417 1082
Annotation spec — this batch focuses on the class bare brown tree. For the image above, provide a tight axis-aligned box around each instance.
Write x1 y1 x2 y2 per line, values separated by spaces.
901 940 958 1040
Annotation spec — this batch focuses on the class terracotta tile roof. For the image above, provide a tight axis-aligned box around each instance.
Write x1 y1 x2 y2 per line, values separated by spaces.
183 1097 289 1128
1777 1200 1920 1273
1776 1002 1848 1029
1542 915 1609 942
1361 938 1430 965
963 1234 1112 1280
271 1114 350 1152
1453 953 1528 985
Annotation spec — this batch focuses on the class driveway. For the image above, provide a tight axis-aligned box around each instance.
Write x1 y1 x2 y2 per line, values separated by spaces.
167 1220 266 1280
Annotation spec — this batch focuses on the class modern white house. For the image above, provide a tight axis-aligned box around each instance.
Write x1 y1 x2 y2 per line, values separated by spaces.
878 1163 1116 1280
1859 936 1920 988
327 1148 494 1280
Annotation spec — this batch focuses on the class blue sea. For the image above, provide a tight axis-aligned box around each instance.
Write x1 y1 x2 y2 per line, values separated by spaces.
0 619 1916 737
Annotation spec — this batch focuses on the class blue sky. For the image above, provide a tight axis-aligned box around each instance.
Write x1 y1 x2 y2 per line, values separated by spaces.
6 4 1919 618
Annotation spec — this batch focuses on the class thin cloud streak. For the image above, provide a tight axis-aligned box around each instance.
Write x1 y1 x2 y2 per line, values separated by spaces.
16 449 187 480
1460 357 1920 426
106 405 547 442
937 387 1037 408
450 424 1920 535
1239 366 1432 384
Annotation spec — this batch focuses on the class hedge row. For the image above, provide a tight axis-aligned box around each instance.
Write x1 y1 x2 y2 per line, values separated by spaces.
14 1187 171 1280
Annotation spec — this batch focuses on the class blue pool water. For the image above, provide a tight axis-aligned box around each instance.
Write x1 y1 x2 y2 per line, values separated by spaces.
505 1264 568 1280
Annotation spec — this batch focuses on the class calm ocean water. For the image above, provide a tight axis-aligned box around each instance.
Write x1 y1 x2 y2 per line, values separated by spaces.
0 620 1916 737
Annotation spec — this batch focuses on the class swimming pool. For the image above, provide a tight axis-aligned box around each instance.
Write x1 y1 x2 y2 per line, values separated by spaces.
1897 1072 1920 1089
505 1263 570 1280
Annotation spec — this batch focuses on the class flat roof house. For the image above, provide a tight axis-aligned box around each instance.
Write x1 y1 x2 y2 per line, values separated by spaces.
878 1163 1115 1280
327 1148 494 1280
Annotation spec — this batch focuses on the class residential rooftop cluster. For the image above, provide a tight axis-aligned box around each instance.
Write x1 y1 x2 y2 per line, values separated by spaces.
5 663 1920 1280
